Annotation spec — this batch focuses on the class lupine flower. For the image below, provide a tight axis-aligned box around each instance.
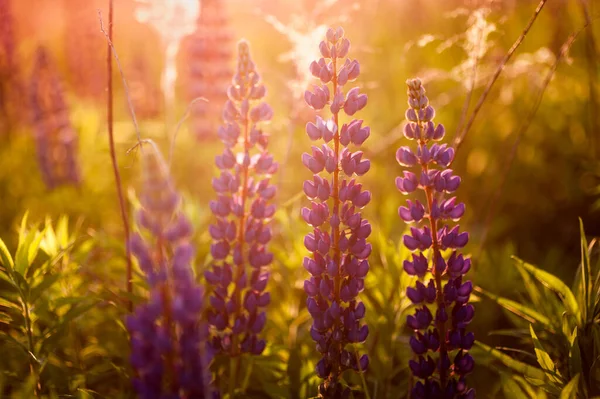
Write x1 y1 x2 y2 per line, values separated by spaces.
64 0 105 100
303 27 371 398
127 142 215 399
128 54 163 120
29 47 81 189
205 40 277 357
0 0 24 131
178 0 233 141
135 0 199 113
397 79 475 399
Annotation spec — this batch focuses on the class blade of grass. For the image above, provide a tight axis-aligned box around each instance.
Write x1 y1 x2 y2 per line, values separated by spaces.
475 341 547 382
105 0 131 312
476 286 553 330
512 256 580 324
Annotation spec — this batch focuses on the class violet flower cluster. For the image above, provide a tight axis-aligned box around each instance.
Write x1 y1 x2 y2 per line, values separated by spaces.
180 0 233 141
303 27 371 398
29 46 81 189
396 79 475 398
64 2 105 101
205 40 277 356
127 143 215 399
0 0 23 131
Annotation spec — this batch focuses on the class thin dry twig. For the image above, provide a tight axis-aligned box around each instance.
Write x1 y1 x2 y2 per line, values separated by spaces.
98 10 143 146
454 4 487 140
101 1 133 311
578 0 599 157
370 0 547 157
476 27 587 258
168 96 208 168
451 0 548 153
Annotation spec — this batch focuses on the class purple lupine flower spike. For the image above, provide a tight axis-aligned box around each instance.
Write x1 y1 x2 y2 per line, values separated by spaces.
205 40 277 357
303 27 371 398
180 0 233 141
127 142 215 398
29 46 82 189
397 79 475 399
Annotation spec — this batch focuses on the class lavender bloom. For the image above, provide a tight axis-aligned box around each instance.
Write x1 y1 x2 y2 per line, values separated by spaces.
303 27 371 398
127 143 215 398
29 47 81 189
397 79 475 399
179 0 233 141
0 0 24 132
205 40 277 357
64 1 105 100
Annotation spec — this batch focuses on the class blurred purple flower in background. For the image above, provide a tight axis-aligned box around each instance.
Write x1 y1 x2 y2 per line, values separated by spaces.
179 0 233 141
205 40 277 357
127 142 215 398
29 46 81 189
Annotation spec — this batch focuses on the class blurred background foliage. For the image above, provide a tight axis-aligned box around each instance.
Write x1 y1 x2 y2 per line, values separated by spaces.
0 0 599 397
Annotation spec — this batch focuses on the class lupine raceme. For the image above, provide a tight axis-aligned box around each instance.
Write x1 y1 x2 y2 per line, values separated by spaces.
64 0 105 101
127 142 215 398
29 46 81 189
0 0 24 132
179 0 233 141
303 27 371 398
396 79 475 398
205 40 276 361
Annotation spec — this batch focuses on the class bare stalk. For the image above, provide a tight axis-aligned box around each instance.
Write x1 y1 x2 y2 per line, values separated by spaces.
369 0 547 158
451 0 548 153
103 0 132 311
476 27 586 257
578 0 599 157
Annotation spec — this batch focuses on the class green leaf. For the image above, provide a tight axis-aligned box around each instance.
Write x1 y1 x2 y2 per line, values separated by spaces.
500 373 533 398
579 218 592 324
29 273 62 304
0 237 14 274
40 299 100 353
14 226 44 276
569 329 583 380
478 287 552 328
475 341 547 381
513 257 580 324
529 324 562 384
559 374 580 399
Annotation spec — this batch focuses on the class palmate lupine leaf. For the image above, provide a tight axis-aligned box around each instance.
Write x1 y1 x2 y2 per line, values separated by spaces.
558 374 580 399
568 327 583 380
512 256 581 326
530 325 563 385
0 235 14 274
500 372 539 399
475 341 547 382
477 287 553 330
15 222 44 276
578 218 592 323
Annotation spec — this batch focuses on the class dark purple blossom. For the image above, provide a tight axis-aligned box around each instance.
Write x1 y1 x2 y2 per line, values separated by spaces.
127 142 215 399
397 79 475 398
205 40 277 357
303 27 370 398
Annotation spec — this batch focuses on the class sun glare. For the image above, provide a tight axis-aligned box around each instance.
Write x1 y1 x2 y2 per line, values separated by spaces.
134 0 200 109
